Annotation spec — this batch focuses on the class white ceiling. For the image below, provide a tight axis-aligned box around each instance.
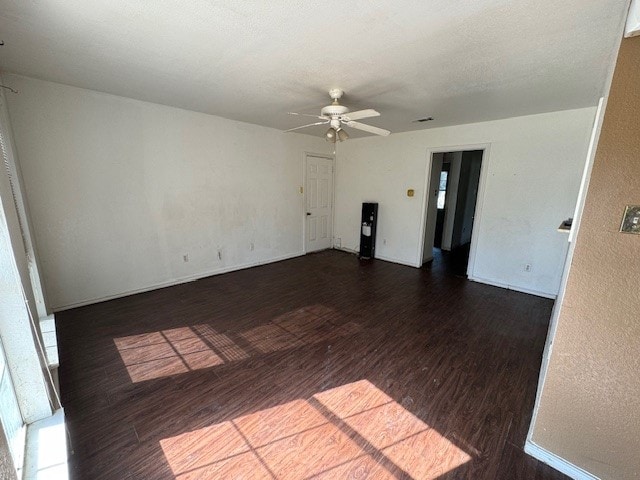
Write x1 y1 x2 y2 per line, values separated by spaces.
0 0 629 137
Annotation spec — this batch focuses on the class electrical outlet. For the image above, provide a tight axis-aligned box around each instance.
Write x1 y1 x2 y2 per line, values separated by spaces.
524 264 532 272
183 254 189 263
334 237 341 248
383 239 387 245
250 242 254 251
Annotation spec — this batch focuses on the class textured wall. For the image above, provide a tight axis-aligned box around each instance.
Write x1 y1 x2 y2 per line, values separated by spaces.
531 36 640 479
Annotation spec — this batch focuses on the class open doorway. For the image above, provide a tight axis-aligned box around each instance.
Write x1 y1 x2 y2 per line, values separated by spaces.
422 150 484 276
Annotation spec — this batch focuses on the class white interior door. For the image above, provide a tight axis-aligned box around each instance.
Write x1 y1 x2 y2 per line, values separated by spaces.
305 155 333 253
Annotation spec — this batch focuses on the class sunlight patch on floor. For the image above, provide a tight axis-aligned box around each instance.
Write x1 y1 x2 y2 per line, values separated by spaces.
113 327 230 382
159 380 471 479
114 306 361 383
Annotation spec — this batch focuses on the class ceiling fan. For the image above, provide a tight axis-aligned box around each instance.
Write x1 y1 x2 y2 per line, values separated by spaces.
285 88 390 142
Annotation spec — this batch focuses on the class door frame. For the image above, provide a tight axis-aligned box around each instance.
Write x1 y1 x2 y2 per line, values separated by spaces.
302 151 336 254
415 143 492 278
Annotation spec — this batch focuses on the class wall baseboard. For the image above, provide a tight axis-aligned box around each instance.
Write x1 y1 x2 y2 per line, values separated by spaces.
52 251 306 312
334 246 359 255
469 275 557 299
374 253 418 268
66 247 560 313
524 440 600 480
337 248 557 298
334 247 418 268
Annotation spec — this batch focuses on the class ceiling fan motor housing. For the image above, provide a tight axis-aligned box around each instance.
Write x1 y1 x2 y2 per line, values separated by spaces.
321 103 349 117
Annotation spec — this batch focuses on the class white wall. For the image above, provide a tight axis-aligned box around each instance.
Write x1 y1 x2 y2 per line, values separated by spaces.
4 75 330 310
334 107 596 298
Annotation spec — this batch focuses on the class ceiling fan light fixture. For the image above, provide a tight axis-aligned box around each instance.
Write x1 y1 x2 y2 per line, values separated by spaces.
286 89 390 138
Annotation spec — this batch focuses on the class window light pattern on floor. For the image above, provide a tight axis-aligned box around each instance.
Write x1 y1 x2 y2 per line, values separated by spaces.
159 380 471 479
114 305 361 382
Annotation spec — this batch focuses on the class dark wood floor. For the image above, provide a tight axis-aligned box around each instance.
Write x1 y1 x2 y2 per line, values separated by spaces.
432 245 471 277
57 250 567 480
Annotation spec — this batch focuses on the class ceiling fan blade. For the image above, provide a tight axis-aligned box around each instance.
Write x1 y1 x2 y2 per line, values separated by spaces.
288 112 328 120
344 121 390 136
284 121 329 133
341 109 380 121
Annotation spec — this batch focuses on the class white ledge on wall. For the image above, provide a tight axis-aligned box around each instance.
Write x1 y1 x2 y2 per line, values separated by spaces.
23 409 68 480
524 440 600 480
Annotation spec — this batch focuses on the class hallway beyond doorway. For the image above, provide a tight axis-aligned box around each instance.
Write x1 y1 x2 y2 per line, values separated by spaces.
429 244 472 277
422 149 484 275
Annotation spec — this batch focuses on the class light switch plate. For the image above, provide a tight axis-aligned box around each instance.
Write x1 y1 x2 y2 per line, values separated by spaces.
620 205 640 234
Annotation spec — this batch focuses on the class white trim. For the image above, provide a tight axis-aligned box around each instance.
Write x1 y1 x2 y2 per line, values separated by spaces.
375 253 418 268
524 440 600 480
335 246 358 255
569 98 606 244
415 143 491 276
330 150 338 249
335 246 417 267
51 251 305 312
302 152 335 254
469 274 557 299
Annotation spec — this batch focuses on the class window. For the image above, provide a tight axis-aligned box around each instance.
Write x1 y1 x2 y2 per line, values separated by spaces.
437 171 448 209
0 337 25 475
